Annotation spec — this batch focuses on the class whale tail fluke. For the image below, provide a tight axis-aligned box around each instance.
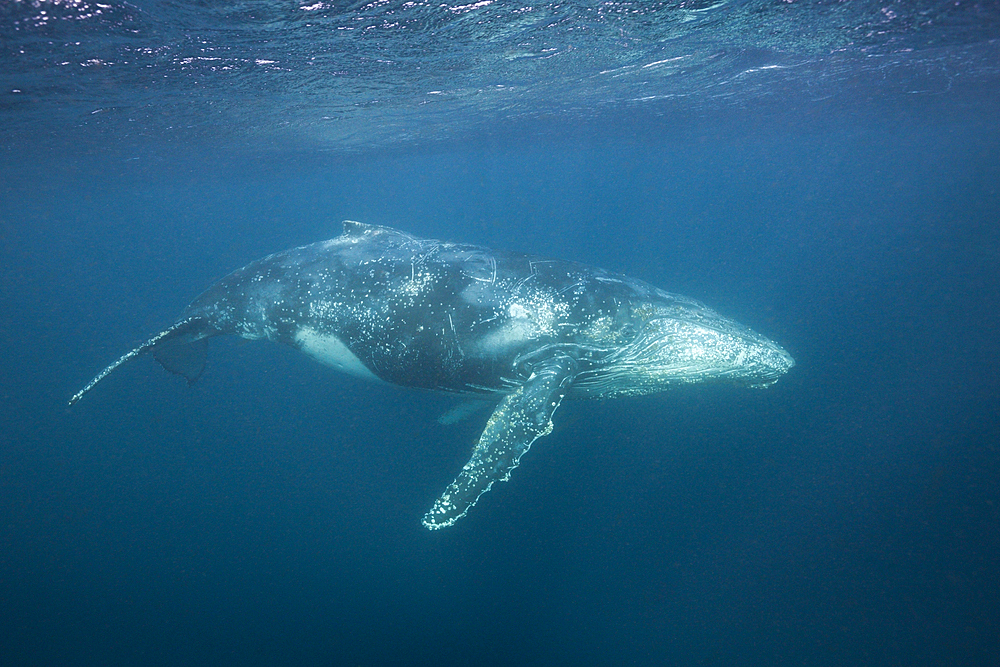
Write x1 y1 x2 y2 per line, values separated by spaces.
69 316 211 406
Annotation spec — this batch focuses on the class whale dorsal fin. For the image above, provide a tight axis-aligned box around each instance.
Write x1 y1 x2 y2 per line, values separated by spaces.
341 220 376 236
422 353 578 530
341 220 416 241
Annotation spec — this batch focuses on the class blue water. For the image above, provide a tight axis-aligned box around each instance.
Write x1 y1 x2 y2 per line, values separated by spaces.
2 2 999 665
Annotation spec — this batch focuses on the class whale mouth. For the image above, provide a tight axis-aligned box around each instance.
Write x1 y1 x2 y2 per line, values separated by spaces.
747 345 795 387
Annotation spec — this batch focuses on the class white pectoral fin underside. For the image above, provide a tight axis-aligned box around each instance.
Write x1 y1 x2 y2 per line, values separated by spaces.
422 354 578 530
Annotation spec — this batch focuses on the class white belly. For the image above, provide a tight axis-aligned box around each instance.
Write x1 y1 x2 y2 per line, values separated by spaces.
293 326 382 383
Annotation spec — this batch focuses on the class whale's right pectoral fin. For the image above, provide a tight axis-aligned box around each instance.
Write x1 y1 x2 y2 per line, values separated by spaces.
422 354 578 530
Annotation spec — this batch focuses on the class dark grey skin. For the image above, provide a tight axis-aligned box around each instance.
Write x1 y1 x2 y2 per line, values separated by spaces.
71 221 794 529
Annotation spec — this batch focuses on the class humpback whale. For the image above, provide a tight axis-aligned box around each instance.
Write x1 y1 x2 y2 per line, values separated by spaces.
70 221 794 529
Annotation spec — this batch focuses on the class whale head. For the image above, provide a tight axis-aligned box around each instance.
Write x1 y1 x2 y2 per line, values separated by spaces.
571 294 794 397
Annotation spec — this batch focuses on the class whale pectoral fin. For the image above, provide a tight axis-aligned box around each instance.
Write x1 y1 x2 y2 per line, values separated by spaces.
422 354 577 530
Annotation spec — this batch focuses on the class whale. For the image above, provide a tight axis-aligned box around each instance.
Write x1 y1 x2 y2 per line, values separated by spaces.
70 221 794 529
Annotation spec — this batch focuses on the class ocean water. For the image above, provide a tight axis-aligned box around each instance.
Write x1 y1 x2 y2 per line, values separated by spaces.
2 1 999 665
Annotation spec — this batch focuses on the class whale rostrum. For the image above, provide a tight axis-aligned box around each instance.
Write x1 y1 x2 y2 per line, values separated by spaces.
70 221 794 529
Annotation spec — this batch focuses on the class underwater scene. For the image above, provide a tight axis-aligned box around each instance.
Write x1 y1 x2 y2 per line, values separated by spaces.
2 1 998 665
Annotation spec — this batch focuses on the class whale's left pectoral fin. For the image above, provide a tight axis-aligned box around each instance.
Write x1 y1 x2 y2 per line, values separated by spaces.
422 354 577 530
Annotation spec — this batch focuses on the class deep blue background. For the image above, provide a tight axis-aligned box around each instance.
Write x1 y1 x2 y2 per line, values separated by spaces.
2 98 999 665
